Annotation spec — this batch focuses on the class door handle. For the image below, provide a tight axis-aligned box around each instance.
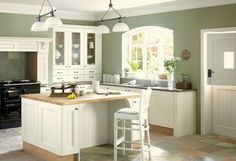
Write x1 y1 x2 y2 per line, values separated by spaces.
208 69 215 78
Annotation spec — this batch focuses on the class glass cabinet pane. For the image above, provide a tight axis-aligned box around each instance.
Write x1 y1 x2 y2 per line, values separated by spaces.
87 33 95 65
71 32 81 65
55 32 65 66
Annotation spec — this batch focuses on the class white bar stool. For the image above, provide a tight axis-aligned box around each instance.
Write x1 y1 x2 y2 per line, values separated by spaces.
114 87 152 161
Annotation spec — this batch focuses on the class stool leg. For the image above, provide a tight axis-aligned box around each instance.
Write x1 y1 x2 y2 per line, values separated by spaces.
114 115 118 161
139 120 145 161
122 119 126 156
146 127 152 160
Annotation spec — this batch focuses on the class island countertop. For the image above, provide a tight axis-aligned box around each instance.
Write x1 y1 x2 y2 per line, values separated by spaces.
21 92 140 105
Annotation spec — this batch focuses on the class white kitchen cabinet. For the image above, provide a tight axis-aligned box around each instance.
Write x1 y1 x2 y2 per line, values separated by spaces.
22 99 39 145
100 85 196 137
84 29 101 69
149 91 174 128
53 25 102 83
62 105 80 155
38 103 62 154
22 98 108 156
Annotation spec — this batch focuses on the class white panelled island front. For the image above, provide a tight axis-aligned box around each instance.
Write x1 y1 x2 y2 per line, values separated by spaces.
21 92 139 161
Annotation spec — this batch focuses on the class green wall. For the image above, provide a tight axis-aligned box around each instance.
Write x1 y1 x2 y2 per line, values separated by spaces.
102 4 236 133
0 13 95 82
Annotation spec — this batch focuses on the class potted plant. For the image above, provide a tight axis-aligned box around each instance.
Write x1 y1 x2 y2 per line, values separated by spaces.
163 57 181 87
176 73 192 89
127 60 139 78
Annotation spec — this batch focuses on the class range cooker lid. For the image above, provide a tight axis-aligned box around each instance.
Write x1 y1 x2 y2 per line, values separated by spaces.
1 79 31 84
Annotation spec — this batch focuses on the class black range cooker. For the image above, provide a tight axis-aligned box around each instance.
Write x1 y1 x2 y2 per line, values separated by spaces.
0 80 40 129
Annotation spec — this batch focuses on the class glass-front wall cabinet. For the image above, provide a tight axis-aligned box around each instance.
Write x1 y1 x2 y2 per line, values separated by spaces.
85 30 98 68
54 31 66 68
69 29 83 69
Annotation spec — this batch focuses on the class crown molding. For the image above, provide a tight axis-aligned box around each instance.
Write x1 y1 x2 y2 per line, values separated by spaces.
0 0 236 21
0 2 96 21
95 0 236 20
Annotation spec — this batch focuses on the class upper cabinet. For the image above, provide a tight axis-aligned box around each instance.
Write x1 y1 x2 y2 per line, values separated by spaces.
53 26 102 83
84 29 100 69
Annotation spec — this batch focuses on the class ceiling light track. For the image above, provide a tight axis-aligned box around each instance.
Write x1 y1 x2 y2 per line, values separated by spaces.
31 0 63 32
97 0 129 34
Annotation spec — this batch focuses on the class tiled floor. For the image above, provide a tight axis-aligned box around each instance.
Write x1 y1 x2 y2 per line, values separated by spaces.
0 128 236 161
0 128 22 154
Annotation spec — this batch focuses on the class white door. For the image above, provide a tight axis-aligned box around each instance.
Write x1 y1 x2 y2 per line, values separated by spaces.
207 33 236 138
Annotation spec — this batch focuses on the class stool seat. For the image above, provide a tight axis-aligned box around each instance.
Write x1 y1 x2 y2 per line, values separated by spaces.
116 108 139 115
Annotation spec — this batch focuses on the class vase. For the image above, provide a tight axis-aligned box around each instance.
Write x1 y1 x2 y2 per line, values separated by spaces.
167 73 174 88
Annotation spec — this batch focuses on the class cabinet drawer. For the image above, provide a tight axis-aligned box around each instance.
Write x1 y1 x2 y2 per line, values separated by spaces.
53 70 67 75
67 75 84 82
84 69 98 74
40 87 51 93
53 75 66 82
84 75 99 81
68 70 83 75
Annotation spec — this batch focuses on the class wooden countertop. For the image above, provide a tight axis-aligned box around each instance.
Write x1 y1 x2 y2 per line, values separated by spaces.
21 92 140 105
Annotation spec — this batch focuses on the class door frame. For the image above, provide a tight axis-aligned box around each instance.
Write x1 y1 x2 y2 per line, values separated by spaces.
200 27 236 135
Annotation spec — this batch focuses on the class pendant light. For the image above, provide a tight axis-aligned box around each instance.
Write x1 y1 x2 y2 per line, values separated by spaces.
97 0 129 34
31 0 63 32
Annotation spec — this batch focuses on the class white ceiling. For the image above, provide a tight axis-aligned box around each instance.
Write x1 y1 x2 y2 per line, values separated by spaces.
0 0 175 12
0 0 236 20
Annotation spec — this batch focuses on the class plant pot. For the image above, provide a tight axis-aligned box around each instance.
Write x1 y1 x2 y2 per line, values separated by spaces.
176 82 192 89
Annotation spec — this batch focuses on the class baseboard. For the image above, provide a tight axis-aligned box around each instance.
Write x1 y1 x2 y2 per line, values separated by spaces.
23 142 76 161
149 124 173 135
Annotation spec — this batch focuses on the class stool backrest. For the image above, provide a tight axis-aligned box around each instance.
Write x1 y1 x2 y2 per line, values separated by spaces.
139 87 152 119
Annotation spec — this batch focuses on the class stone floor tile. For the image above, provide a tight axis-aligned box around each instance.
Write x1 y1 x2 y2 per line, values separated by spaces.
215 142 236 148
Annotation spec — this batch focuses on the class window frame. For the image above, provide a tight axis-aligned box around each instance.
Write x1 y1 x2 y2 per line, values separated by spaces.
122 26 174 78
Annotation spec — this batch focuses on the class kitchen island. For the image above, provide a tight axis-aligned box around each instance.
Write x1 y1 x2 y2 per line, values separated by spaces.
21 92 139 161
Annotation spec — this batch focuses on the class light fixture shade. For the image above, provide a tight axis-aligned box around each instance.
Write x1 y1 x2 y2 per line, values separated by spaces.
112 22 129 32
31 21 48 31
45 16 63 28
96 24 110 34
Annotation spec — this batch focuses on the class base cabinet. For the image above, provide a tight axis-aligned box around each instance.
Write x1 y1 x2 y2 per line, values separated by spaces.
100 85 196 137
22 98 108 156
149 91 174 128
38 104 62 154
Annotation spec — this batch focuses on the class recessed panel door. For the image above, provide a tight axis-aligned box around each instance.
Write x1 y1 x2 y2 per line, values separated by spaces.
207 33 236 138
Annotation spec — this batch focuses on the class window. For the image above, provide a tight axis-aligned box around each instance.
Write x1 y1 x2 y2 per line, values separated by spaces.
122 26 173 77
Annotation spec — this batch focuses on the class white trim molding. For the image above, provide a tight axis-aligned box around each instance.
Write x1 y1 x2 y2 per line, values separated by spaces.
0 0 236 21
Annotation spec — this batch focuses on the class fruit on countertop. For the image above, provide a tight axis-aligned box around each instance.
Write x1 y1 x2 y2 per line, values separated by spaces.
67 92 77 99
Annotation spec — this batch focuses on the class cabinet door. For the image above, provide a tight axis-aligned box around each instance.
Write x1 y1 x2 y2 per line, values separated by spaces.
149 91 174 128
38 103 62 154
62 105 80 155
37 52 48 84
53 28 68 69
22 99 39 145
68 29 84 69
84 29 101 69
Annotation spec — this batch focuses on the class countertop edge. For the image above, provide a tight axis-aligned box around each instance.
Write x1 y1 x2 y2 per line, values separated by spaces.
100 83 196 92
